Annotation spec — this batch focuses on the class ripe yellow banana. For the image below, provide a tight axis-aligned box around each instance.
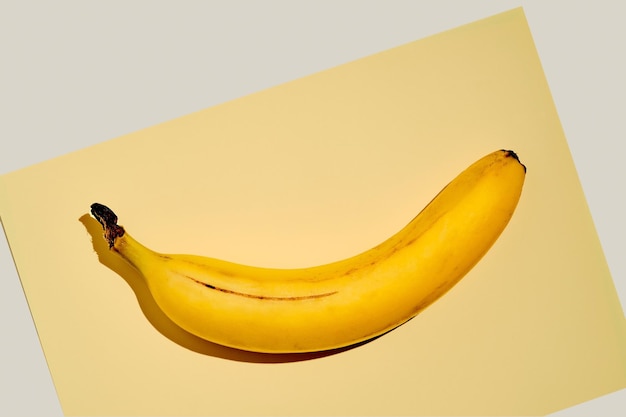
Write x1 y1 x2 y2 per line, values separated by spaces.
90 149 526 354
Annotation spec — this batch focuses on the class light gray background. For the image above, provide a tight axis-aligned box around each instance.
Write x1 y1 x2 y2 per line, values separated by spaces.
1 1 624 416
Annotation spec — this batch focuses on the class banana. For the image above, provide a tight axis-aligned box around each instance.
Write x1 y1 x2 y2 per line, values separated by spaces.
90 149 526 353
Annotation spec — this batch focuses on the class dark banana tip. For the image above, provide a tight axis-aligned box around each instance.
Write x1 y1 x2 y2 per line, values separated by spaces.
501 149 527 173
90 203 125 248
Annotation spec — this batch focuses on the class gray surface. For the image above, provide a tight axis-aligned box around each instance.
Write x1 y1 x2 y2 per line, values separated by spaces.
1 1 624 415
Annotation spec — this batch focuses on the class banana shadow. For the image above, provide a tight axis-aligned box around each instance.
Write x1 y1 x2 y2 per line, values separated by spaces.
79 213 372 363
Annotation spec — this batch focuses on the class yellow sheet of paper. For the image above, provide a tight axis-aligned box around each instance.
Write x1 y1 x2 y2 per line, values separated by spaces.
1 8 624 416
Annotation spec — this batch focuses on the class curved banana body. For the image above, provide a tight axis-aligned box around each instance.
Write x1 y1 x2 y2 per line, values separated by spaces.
91 149 526 353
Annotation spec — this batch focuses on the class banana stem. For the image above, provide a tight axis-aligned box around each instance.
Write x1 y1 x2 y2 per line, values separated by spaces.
90 203 126 249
